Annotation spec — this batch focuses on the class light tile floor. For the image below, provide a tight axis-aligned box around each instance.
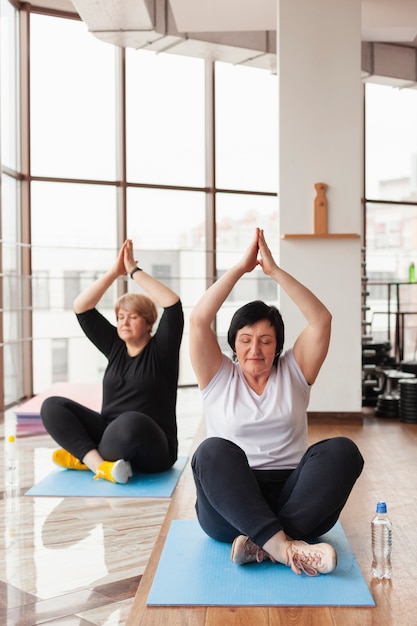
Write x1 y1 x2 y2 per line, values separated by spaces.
0 387 203 625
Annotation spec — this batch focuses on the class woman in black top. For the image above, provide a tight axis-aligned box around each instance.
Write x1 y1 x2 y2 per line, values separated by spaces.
41 239 184 484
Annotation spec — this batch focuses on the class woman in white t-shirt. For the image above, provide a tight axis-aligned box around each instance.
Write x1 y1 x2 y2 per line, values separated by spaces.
189 227 363 576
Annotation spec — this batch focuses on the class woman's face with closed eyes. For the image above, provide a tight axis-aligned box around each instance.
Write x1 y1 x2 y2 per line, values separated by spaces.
234 319 277 378
116 308 151 345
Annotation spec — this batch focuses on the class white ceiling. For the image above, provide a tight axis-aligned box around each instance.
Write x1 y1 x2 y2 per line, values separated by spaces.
31 0 417 46
168 0 277 33
362 0 417 44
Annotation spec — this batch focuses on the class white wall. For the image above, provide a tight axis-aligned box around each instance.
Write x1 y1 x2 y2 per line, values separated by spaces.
277 0 363 412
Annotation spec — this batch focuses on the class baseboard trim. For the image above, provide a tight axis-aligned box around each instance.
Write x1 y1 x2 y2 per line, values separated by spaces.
307 411 364 424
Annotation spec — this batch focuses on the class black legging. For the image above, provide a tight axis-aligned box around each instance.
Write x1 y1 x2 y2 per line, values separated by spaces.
41 395 174 473
191 436 364 547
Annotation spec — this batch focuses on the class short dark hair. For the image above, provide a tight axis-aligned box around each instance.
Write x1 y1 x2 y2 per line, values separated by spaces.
227 300 285 366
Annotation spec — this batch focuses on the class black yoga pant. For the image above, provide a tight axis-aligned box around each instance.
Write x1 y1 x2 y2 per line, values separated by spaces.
191 436 364 548
41 395 174 473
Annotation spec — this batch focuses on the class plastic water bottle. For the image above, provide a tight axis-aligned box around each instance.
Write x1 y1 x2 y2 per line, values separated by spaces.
371 501 392 579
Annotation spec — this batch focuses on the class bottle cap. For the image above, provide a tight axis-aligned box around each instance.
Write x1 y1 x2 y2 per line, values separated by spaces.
7 434 15 443
376 501 387 513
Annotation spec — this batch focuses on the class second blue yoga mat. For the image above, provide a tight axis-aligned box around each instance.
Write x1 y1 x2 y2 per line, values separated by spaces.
147 520 375 606
25 456 188 498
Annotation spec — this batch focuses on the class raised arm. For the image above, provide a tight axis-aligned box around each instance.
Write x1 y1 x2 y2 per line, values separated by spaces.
74 239 181 315
258 229 332 384
124 239 180 308
189 229 260 389
73 243 126 314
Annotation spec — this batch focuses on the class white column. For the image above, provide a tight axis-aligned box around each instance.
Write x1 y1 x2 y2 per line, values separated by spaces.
277 0 363 412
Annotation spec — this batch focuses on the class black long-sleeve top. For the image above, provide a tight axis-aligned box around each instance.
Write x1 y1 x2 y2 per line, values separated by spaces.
76 300 184 459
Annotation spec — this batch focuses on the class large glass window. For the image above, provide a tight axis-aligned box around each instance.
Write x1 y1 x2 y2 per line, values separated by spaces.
215 62 278 192
366 83 417 204
0 0 18 170
2 174 23 405
126 50 205 187
30 181 117 393
1 4 279 404
1 0 22 407
365 83 417 362
30 15 117 181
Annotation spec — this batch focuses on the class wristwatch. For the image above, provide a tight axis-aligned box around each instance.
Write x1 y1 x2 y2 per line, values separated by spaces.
130 267 142 279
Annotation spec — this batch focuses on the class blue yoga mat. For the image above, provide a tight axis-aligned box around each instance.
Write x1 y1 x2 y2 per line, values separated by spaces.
147 520 375 606
25 456 188 498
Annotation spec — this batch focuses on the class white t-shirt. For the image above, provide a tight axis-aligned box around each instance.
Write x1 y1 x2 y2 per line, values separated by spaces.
202 349 310 470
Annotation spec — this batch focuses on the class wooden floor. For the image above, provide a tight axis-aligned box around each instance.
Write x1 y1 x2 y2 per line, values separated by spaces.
2 389 416 625
127 412 417 626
